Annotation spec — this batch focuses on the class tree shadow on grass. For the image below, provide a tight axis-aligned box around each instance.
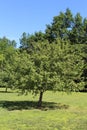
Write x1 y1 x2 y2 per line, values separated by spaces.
0 91 14 93
0 100 69 111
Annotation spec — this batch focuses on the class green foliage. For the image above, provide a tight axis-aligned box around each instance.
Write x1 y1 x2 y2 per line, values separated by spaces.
20 31 45 51
0 37 16 90
45 8 87 44
6 39 84 106
45 8 73 42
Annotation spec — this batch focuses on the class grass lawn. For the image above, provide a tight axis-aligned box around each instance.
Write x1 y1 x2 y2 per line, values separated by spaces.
0 88 87 130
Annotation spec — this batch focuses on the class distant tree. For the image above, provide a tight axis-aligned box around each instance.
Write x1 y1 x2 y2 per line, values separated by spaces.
45 8 74 42
81 44 87 91
0 37 16 92
45 8 87 45
69 13 83 44
82 18 87 43
20 31 45 53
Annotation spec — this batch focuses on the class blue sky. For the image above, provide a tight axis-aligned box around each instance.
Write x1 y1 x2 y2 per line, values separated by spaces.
0 0 87 46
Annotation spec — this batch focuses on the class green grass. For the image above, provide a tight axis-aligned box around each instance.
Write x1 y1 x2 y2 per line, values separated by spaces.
0 88 87 130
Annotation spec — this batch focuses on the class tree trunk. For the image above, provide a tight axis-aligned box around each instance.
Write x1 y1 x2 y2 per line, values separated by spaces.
5 86 8 93
38 91 43 108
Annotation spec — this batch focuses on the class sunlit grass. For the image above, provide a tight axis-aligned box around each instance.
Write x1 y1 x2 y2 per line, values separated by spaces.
0 88 87 130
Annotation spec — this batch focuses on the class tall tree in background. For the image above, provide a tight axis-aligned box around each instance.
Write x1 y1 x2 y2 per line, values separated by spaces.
69 13 83 44
20 31 45 53
45 8 74 42
0 37 16 91
82 44 87 91
45 8 87 44
82 18 87 43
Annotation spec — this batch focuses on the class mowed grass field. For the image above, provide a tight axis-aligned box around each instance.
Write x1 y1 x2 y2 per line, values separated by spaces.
0 88 87 130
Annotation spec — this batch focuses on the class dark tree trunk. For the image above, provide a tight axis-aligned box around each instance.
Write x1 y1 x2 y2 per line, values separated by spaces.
5 87 8 93
38 91 43 108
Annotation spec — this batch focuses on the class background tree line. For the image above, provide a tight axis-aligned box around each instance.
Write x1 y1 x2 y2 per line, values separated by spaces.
0 9 87 107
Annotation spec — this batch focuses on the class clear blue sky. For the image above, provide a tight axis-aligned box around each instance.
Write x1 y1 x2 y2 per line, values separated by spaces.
0 0 87 46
